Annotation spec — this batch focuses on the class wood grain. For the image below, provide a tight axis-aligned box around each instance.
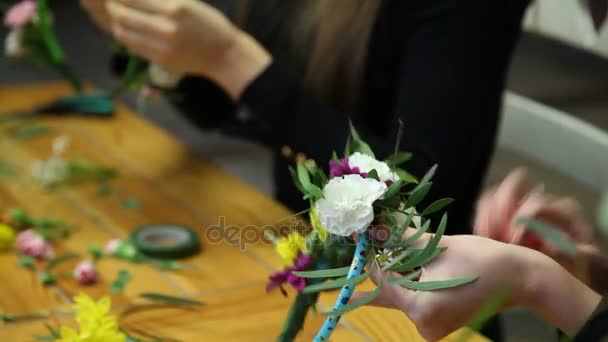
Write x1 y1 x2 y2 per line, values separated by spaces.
0 82 488 342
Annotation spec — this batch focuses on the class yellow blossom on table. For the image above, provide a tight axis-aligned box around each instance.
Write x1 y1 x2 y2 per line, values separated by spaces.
56 293 126 342
0 223 15 250
275 232 308 266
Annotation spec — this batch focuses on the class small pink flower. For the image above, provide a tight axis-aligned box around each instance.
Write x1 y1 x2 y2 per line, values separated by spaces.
104 238 122 255
16 229 54 259
4 0 37 29
73 260 97 285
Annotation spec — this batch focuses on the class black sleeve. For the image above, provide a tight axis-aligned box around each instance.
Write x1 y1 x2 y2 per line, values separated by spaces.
574 297 608 341
239 0 528 231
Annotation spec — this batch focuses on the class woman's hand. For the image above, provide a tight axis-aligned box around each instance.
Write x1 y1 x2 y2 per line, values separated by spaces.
80 0 112 33
106 0 271 98
352 234 601 340
474 168 598 282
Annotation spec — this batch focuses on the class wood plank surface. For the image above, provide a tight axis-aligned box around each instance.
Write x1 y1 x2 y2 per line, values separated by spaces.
0 82 488 341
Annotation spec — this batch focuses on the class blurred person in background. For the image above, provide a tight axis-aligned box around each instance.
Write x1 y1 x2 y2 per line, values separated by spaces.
80 0 531 238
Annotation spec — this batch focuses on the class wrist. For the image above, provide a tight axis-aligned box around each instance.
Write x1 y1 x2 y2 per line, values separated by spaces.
207 30 272 100
521 249 601 335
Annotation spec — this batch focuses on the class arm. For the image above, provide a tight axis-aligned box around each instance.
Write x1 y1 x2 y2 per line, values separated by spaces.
351 234 601 340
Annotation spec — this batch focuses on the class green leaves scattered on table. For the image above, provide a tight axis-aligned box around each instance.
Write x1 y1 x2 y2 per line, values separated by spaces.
111 269 132 294
121 198 142 210
9 123 51 140
139 293 204 307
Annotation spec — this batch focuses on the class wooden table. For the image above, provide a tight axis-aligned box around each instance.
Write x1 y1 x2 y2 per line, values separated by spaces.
0 83 487 342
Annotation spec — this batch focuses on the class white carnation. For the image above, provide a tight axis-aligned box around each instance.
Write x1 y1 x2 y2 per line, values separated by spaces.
5 28 26 58
315 174 387 236
148 64 183 88
348 152 399 183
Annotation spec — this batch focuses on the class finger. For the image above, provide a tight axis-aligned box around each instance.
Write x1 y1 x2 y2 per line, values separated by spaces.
116 0 177 15
543 197 592 242
491 168 530 238
473 190 494 238
112 23 169 63
107 2 177 40
509 191 548 244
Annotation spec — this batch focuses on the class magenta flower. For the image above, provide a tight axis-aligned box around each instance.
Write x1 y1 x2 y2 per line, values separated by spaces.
266 253 313 296
329 158 367 178
15 229 54 259
4 0 36 29
73 260 97 285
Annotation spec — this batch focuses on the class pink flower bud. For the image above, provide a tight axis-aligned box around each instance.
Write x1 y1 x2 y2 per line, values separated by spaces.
4 0 36 29
15 229 54 259
104 239 122 255
73 261 97 285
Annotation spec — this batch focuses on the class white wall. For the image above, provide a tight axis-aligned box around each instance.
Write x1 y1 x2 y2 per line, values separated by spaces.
524 0 608 58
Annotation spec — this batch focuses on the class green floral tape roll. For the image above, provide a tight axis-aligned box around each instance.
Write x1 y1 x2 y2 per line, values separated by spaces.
130 225 201 259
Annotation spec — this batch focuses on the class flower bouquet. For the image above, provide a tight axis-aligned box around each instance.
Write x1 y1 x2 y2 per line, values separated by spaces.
267 124 478 341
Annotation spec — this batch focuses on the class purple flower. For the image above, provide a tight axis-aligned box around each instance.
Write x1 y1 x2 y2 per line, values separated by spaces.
266 253 313 296
329 158 367 178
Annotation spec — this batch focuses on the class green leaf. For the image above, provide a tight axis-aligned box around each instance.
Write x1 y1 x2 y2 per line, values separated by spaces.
19 255 35 269
383 180 403 200
598 193 608 237
139 293 204 307
302 271 370 294
395 168 418 184
384 220 430 250
406 182 433 208
516 217 577 256
419 165 438 185
96 184 113 197
332 151 340 162
381 248 419 271
293 267 351 278
111 269 132 294
323 281 384 317
303 184 324 201
296 162 312 190
288 166 307 195
388 214 447 273
385 152 413 166
45 253 79 271
367 169 379 181
390 276 478 291
348 122 375 158
121 198 141 210
421 198 454 216
33 323 60 341
388 247 447 273
466 289 511 334
10 123 50 140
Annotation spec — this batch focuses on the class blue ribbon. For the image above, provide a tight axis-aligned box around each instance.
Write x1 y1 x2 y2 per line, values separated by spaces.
313 234 370 341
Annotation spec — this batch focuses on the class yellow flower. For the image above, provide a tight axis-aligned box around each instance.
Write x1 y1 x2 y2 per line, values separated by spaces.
309 208 327 242
0 223 15 250
275 232 307 266
57 293 126 342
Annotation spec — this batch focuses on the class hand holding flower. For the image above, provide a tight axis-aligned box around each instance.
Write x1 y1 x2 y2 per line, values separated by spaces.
106 0 271 98
352 233 601 340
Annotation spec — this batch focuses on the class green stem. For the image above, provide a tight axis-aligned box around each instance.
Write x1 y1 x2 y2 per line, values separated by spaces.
277 292 320 342
2 311 48 322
